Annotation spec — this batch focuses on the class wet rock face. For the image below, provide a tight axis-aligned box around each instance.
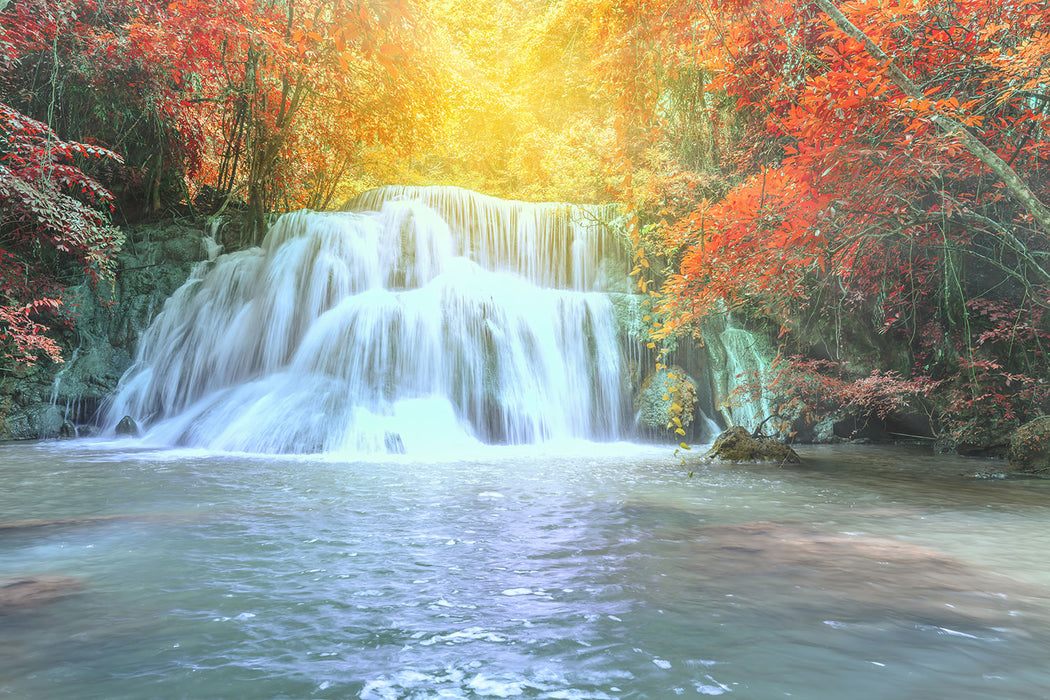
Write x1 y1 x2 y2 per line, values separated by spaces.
705 426 801 464
1 220 208 439
1009 416 1050 473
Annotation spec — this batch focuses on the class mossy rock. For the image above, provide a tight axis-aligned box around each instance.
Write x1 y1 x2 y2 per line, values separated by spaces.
1008 416 1050 474
633 365 699 433
706 426 801 464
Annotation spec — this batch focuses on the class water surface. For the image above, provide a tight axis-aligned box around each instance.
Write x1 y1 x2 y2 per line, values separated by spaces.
2 441 1049 699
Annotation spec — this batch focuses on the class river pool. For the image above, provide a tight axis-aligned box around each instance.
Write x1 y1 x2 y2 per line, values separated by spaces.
2 440 1049 699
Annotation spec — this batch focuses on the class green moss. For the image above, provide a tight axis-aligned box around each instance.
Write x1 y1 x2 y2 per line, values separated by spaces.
705 426 801 464
634 365 699 432
608 293 649 342
1008 416 1050 474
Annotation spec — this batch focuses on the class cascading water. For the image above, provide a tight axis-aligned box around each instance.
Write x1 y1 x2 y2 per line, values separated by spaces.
104 186 637 454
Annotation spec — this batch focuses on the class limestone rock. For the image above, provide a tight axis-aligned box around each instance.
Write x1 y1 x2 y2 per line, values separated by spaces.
811 416 843 444
3 219 208 440
705 426 801 464
1008 416 1050 474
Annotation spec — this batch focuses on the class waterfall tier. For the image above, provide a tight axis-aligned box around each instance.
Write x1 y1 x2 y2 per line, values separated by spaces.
106 187 636 454
346 185 627 292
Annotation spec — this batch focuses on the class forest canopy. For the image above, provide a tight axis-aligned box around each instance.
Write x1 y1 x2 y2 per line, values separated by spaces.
1 0 1048 446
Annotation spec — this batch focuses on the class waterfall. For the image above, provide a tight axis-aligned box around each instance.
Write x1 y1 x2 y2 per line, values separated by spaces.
720 326 776 432
105 187 636 455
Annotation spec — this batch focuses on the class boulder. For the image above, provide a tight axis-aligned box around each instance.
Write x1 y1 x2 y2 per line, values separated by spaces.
811 416 843 444
115 415 140 437
1008 416 1050 474
705 426 801 464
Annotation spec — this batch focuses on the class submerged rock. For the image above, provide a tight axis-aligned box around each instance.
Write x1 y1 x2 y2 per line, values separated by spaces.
115 415 140 436
0 575 83 613
705 426 800 464
669 520 1047 629
1008 416 1050 474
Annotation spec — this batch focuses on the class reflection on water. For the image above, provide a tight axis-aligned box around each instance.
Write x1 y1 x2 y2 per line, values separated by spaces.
1 441 1049 699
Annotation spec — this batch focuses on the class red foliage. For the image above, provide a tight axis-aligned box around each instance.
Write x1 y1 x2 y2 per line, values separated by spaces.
731 355 942 433
589 0 1050 434
0 102 123 366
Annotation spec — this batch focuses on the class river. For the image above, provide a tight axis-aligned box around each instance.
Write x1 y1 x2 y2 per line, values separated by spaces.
2 440 1049 699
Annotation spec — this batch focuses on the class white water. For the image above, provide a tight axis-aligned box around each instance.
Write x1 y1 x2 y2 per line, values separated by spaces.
106 187 634 454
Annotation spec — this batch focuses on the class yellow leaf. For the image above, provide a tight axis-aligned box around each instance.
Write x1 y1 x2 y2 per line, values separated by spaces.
679 442 691 450
662 394 671 401
646 342 655 349
675 428 686 436
671 403 682 412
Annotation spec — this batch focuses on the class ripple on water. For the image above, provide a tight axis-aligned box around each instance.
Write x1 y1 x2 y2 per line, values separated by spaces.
358 663 628 700
4 443 1050 700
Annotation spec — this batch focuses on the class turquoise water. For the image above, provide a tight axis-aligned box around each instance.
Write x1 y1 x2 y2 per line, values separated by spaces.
2 441 1050 699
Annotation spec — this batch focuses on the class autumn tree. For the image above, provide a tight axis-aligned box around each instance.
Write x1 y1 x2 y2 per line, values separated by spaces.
587 0 1050 442
0 0 201 219
125 0 440 241
380 0 622 203
0 103 123 367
